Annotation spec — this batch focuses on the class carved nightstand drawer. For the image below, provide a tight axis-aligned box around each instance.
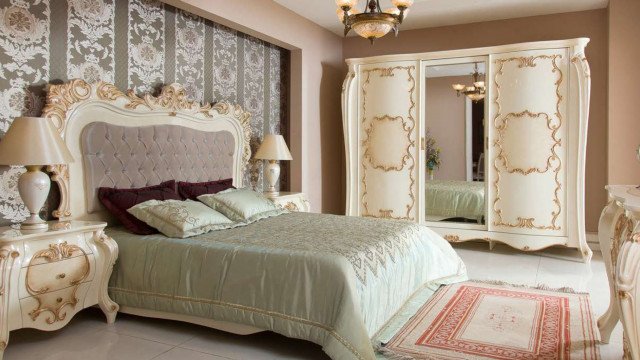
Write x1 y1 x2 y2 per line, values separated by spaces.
0 220 120 354
18 253 95 299
23 235 93 267
19 282 91 330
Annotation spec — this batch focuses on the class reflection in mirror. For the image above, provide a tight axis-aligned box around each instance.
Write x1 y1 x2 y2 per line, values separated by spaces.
425 62 486 225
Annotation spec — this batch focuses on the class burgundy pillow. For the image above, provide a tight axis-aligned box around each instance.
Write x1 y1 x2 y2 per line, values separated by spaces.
98 180 180 235
178 178 235 200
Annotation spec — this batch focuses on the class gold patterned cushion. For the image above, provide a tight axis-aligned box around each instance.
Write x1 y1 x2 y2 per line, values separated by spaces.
198 188 285 222
127 199 234 238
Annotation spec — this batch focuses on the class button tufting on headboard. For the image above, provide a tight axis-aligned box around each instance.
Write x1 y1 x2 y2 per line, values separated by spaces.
81 122 235 213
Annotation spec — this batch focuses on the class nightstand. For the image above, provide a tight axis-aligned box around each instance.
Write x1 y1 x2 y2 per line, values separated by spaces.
0 221 119 358
266 192 310 212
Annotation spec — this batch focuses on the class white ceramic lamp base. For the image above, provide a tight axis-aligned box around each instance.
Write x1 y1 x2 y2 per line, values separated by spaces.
264 160 280 197
18 166 50 230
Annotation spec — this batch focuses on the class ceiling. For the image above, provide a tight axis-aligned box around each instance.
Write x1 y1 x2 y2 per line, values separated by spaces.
273 0 608 36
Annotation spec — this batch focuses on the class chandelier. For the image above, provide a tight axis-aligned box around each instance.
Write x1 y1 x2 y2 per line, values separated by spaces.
336 0 414 44
452 63 486 102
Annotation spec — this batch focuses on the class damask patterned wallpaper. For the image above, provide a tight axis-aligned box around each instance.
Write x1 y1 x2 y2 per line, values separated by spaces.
0 0 289 226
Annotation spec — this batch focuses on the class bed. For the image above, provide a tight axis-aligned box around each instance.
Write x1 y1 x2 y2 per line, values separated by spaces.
425 180 485 223
43 80 467 360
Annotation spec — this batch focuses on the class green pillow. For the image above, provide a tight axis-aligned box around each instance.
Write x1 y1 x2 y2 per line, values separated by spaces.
127 199 235 238
198 188 285 223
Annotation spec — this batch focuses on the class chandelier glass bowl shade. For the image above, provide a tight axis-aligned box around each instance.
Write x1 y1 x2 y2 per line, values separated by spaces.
452 63 486 102
336 0 414 44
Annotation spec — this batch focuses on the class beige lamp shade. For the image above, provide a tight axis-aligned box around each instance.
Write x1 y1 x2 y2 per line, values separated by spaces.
254 134 292 161
0 117 74 166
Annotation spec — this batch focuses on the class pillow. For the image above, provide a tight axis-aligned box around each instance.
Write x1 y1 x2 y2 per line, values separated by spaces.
127 199 235 238
198 188 285 223
98 180 180 235
177 178 234 200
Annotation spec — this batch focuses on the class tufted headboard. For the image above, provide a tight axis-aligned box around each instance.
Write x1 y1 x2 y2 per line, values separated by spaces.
81 123 236 213
42 80 251 221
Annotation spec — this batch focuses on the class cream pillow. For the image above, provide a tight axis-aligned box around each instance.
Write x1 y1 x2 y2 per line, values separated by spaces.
198 188 285 223
127 199 234 238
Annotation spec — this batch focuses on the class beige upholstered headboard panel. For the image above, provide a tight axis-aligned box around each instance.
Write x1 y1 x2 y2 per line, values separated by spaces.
81 122 235 213
42 80 251 221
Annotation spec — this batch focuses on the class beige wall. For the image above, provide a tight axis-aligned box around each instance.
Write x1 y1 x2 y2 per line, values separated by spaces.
608 0 640 185
161 3 610 232
426 76 468 181
163 0 346 214
344 9 608 232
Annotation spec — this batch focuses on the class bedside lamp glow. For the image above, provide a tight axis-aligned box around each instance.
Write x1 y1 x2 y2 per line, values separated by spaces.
0 117 74 229
254 134 292 197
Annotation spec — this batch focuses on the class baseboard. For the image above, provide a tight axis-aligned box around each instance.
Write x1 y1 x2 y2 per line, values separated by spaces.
586 232 600 252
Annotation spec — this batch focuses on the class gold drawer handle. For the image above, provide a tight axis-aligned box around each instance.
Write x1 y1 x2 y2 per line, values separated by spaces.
56 297 63 303
56 273 66 279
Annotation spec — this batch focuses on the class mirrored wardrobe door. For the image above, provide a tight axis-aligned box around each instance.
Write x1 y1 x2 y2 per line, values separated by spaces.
423 59 488 227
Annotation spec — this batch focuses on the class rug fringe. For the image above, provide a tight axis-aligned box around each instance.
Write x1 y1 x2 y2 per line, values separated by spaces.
468 279 589 295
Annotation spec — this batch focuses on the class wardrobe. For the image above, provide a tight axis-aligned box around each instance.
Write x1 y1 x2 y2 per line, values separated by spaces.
342 38 592 261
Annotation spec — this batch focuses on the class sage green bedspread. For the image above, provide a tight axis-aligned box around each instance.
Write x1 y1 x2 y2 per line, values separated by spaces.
426 180 485 220
107 212 466 360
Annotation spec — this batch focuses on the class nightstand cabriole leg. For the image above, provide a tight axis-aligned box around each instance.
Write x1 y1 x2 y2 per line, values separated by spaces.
0 249 19 360
94 231 119 324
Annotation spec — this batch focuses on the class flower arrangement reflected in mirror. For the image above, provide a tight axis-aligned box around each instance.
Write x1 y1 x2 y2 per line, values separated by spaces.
425 129 441 180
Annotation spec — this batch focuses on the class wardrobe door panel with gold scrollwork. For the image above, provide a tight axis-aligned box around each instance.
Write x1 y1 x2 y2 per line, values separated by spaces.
488 49 568 236
358 62 420 221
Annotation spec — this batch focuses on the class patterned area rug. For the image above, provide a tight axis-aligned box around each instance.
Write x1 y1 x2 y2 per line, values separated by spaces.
379 281 600 359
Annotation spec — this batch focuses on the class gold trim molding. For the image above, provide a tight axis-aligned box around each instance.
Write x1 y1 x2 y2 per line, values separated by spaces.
342 71 356 92
444 235 461 242
494 110 561 175
492 54 564 231
0 250 19 297
612 213 634 274
362 115 413 171
42 80 252 219
571 54 591 79
26 242 90 324
283 202 299 212
359 66 416 221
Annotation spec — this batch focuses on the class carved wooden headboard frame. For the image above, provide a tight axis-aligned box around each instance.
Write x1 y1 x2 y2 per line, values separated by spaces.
42 80 252 220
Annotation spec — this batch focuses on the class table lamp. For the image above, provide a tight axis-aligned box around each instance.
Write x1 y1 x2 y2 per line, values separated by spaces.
0 117 74 229
254 134 292 197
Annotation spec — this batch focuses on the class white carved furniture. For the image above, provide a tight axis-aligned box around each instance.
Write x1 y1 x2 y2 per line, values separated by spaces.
0 221 118 359
267 192 310 212
598 185 640 358
342 38 592 261
41 80 251 223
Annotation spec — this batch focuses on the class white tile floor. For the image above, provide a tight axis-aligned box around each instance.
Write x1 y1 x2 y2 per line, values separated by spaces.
4 241 624 360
